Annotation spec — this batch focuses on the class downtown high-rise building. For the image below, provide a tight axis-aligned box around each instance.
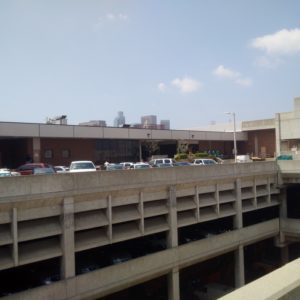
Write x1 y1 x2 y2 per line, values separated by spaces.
113 111 126 127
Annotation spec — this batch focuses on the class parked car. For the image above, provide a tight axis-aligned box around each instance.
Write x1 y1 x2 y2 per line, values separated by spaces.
54 166 69 173
132 162 151 169
149 158 175 167
17 163 55 175
109 252 132 265
173 161 192 167
119 162 134 169
106 163 124 171
69 161 96 173
0 169 12 177
33 167 56 175
156 163 173 168
41 274 60 285
236 155 252 163
193 159 217 165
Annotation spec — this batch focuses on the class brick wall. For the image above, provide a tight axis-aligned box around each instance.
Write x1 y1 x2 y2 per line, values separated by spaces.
41 138 96 166
246 129 276 158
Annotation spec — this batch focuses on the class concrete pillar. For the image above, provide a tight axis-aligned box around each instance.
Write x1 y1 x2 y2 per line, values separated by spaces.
107 194 113 242
215 183 220 216
139 141 143 162
167 186 180 300
32 137 41 163
279 188 289 264
279 187 287 219
168 267 180 300
281 246 289 265
167 185 178 248
254 134 258 157
235 245 245 288
12 208 18 266
275 113 281 157
61 197 75 279
267 177 271 204
195 185 200 222
138 191 145 235
234 179 243 229
234 179 245 287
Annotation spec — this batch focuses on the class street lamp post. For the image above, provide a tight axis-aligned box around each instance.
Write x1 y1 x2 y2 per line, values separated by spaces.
226 112 237 163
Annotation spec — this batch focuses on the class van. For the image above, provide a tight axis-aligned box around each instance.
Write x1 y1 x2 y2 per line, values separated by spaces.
149 158 175 167
193 159 217 165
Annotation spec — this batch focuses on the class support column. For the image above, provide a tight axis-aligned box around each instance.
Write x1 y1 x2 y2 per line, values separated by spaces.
235 245 245 288
279 187 289 264
234 178 243 229
61 197 75 280
167 186 180 300
168 267 180 300
254 134 258 157
12 208 18 266
167 185 178 248
138 141 142 162
215 183 220 216
32 137 41 163
138 191 144 235
281 246 289 265
234 178 245 287
107 194 113 242
275 113 281 157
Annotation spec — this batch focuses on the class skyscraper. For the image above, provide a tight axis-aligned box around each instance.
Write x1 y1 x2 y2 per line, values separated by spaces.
113 111 126 127
141 115 157 129
160 120 170 130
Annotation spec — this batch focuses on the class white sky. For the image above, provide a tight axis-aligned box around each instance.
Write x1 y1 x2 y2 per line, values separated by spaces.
0 0 300 129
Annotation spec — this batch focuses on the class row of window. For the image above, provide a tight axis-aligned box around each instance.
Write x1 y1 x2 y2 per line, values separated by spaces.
44 149 70 159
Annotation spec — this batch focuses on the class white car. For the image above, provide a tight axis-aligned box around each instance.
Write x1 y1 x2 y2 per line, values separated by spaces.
193 159 217 165
0 168 12 177
236 155 252 163
69 161 96 173
149 158 175 167
54 166 69 173
119 162 134 169
0 168 20 177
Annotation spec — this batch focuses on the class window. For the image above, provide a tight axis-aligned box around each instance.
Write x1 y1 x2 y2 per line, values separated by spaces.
44 149 53 159
62 149 70 158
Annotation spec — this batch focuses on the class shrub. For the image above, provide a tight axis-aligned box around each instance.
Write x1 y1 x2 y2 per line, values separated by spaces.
174 153 188 160
194 152 209 158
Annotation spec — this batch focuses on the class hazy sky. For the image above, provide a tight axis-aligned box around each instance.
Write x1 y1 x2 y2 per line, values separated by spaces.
1 0 300 129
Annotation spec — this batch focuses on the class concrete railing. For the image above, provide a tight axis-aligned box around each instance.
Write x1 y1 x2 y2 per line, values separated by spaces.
281 218 300 238
277 160 300 184
219 258 300 300
0 161 278 200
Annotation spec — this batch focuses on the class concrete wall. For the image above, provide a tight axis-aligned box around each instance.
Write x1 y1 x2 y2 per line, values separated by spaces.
0 122 247 141
242 118 275 131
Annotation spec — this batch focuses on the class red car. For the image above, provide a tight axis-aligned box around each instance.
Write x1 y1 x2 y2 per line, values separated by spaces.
17 163 56 175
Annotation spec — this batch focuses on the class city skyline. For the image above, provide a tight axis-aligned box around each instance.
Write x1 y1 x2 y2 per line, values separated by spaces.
0 1 300 128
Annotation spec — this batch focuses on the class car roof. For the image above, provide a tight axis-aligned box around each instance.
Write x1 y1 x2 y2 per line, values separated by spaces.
70 160 94 163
